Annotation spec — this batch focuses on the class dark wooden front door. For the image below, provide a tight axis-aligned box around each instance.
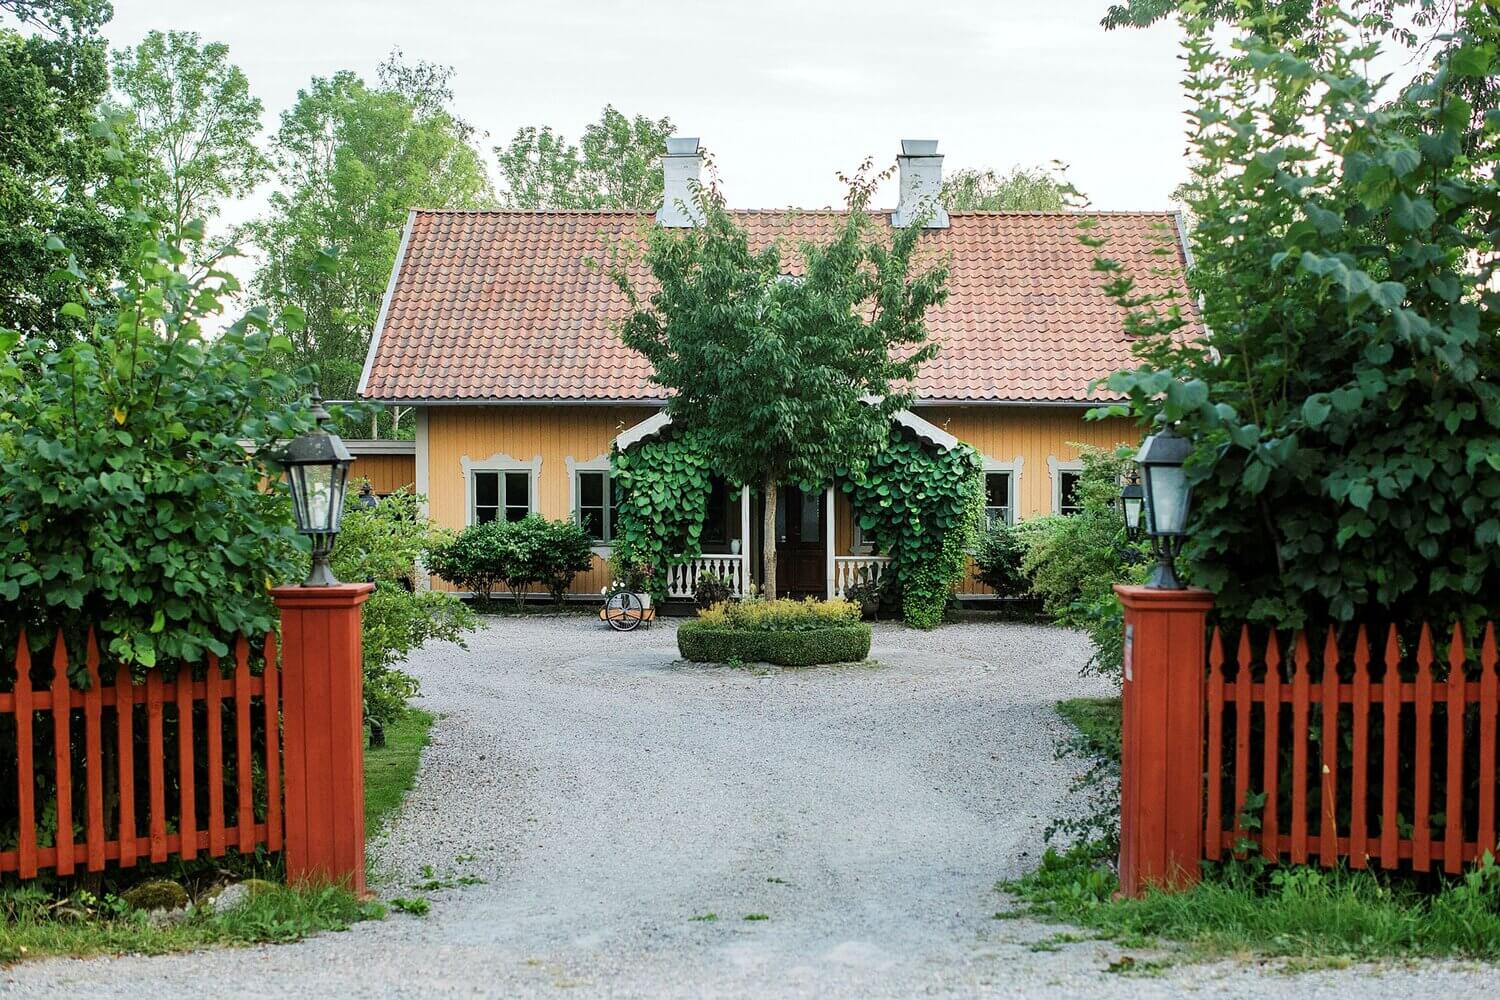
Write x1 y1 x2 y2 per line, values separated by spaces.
776 486 824 596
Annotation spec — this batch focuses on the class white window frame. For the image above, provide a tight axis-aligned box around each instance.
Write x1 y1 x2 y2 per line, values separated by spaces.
1048 456 1084 516
461 453 541 527
982 455 1024 529
566 454 614 556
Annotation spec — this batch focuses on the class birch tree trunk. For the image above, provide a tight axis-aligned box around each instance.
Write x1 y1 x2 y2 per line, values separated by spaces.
761 472 778 599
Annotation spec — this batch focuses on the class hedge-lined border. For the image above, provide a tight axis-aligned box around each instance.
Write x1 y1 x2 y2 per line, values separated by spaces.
676 621 872 666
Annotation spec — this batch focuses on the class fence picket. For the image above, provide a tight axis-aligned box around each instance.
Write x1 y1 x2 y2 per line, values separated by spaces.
1350 626 1371 868
1414 625 1435 871
115 662 136 868
1291 631 1311 864
1320 628 1339 868
50 633 75 876
1262 632 1282 861
1205 627 1225 860
264 633 282 852
1381 625 1400 869
235 636 255 852
1445 623 1466 874
1234 626 1251 855
207 654 226 856
15 633 37 879
146 671 167 863
83 631 105 872
176 667 197 861
1481 624 1499 859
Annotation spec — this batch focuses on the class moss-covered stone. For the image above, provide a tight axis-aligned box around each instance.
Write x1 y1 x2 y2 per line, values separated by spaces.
121 878 189 913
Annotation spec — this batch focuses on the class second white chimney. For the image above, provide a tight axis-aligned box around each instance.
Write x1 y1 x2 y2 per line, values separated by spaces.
656 136 703 227
891 139 949 229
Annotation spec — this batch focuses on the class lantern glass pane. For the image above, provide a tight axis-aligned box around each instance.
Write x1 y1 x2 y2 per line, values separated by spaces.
1123 495 1143 531
302 463 335 532
327 463 349 533
1146 464 1189 535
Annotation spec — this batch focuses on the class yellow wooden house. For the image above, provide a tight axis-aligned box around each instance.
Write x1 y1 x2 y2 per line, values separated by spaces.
357 139 1195 601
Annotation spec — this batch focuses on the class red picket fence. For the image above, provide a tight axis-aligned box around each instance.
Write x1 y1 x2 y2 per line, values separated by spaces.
0 629 282 879
1204 620 1500 873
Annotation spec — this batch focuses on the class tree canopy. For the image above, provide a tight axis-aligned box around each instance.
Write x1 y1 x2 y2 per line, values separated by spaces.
611 169 950 597
496 104 674 210
111 29 268 257
941 164 1081 211
1092 1 1500 629
247 54 493 404
0 0 127 335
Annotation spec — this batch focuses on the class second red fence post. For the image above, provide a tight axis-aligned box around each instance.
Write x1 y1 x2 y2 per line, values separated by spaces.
1116 584 1214 897
272 583 374 895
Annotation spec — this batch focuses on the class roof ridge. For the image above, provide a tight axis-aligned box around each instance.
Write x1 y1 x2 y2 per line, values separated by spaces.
409 207 1179 217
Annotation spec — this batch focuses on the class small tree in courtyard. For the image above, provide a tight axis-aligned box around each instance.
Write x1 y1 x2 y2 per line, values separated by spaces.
611 167 949 598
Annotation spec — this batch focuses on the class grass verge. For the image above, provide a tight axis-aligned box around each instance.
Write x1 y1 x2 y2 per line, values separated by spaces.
0 881 384 965
365 709 435 834
1015 696 1500 963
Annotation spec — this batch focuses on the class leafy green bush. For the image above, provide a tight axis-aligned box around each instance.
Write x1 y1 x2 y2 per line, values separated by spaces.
696 596 861 630
1092 4 1500 630
0 202 318 672
427 514 593 608
677 621 871 666
536 518 595 604
425 521 508 606
693 570 734 609
972 521 1031 597
842 429 984 629
611 430 714 587
1018 447 1145 679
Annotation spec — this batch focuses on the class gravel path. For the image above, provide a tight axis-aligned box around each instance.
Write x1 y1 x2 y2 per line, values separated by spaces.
7 617 1500 998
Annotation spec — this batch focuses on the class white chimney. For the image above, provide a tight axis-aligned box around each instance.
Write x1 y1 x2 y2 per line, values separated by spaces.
891 139 949 229
657 136 703 227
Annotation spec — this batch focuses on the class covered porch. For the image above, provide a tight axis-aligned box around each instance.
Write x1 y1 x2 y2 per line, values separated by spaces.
615 408 959 602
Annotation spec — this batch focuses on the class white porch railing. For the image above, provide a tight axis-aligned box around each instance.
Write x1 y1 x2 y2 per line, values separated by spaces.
833 556 893 598
666 555 747 600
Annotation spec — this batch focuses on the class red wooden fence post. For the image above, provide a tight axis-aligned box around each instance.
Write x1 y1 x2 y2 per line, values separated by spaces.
271 583 374 895
1116 584 1214 897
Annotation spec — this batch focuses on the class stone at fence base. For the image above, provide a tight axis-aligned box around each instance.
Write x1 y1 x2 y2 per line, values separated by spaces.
205 877 277 914
121 878 188 914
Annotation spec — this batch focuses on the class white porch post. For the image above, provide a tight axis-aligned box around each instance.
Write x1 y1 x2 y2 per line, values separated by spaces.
825 484 836 600
740 485 751 595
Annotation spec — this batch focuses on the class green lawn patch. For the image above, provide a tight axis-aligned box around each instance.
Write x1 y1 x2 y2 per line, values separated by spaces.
365 709 435 834
1055 697 1121 762
0 881 383 965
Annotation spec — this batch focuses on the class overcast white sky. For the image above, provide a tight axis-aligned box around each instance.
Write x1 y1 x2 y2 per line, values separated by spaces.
103 0 1192 223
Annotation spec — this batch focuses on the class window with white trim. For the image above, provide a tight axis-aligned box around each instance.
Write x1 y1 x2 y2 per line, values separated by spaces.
575 470 616 542
1057 469 1083 516
984 471 1013 528
473 470 532 524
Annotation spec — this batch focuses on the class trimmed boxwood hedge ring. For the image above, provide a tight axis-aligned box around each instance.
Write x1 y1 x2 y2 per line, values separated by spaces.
676 621 872 666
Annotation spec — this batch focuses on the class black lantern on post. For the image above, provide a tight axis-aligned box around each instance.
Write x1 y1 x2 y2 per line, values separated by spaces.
1134 425 1193 590
281 391 353 587
1119 468 1145 543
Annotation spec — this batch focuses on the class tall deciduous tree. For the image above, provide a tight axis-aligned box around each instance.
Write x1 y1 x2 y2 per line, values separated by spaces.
248 53 492 406
1094 2 1500 628
496 104 673 210
111 30 268 255
941 164 1082 211
612 170 949 598
0 0 128 335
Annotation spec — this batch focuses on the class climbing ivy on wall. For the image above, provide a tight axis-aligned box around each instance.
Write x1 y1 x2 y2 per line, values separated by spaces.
842 431 985 629
610 429 716 591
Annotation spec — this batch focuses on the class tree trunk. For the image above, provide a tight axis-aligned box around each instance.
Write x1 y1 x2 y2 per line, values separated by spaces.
761 472 778 600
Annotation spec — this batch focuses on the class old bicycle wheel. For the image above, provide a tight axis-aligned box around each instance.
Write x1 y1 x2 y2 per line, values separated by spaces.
603 590 645 632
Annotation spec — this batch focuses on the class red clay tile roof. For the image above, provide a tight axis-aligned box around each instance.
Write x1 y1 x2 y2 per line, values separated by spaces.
359 209 1197 404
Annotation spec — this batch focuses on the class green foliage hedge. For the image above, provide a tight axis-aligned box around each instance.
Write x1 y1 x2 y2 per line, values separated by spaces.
426 514 593 607
610 429 714 598
676 620 871 666
841 429 984 629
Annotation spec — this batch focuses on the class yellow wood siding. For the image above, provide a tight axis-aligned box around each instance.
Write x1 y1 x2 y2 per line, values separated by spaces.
425 405 656 596
348 454 415 495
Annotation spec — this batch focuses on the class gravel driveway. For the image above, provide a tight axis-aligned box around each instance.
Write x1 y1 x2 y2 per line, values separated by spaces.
8 616 1500 998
